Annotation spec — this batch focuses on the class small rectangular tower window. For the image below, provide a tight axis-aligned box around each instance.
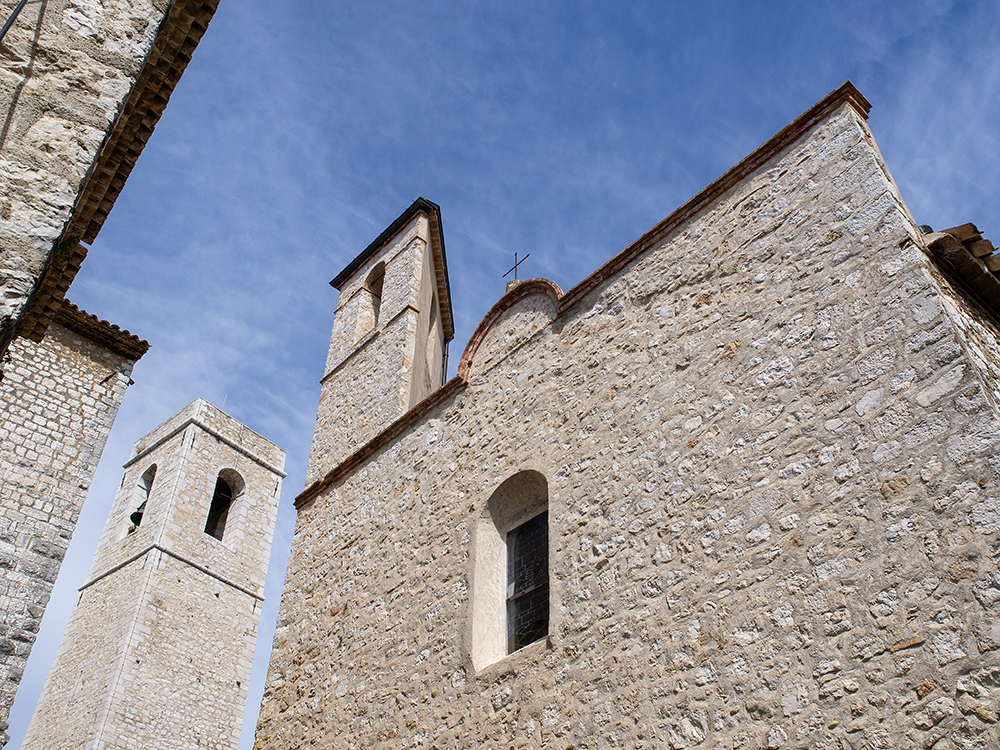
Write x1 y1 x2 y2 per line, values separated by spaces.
506 511 548 653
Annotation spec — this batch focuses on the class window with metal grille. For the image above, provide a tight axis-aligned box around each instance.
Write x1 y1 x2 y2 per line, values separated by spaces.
506 511 548 653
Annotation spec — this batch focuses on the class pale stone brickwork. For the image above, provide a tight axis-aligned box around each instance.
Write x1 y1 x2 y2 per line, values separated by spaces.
256 87 1000 749
0 0 220 355
0 0 165 350
307 203 452 485
24 398 285 750
0 309 142 746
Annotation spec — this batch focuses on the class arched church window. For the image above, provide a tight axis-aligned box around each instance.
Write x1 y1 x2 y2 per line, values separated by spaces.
506 510 549 653
205 469 245 541
128 464 156 533
470 471 549 670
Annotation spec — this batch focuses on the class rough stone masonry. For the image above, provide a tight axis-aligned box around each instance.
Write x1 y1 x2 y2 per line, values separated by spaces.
0 0 219 358
256 83 1000 749
0 300 147 746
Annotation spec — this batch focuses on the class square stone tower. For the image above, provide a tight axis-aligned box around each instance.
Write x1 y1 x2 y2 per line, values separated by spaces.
306 197 454 484
22 398 285 750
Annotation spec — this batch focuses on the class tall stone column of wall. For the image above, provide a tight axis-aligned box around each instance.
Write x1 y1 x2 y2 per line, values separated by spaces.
23 398 284 750
0 0 220 356
256 90 1000 748
0 0 161 351
0 303 146 746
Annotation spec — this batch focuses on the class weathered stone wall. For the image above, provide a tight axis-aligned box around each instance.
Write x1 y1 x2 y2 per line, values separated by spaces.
0 318 135 744
23 399 284 750
308 213 445 485
0 0 169 351
23 551 260 750
85 398 284 594
257 100 1000 749
931 262 1000 424
20 551 146 750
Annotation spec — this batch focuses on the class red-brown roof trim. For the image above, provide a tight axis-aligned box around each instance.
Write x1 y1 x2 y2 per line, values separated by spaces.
457 278 563 380
558 80 871 312
55 300 150 362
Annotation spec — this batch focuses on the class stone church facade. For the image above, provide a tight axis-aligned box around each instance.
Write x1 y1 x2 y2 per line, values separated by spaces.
255 83 1000 749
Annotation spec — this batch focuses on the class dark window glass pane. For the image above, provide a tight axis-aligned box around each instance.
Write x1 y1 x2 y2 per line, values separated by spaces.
507 511 548 653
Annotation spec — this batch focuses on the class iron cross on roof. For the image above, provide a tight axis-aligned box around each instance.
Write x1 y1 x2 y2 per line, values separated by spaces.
503 252 530 281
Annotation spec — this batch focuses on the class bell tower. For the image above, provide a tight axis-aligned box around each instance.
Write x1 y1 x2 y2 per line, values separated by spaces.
22 399 285 750
306 197 454 484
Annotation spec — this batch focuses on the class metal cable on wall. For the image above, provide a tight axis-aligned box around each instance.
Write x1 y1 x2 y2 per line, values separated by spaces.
0 0 30 45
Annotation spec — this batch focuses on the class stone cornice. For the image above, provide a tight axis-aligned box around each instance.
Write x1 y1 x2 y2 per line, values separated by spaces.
18 0 222 344
54 299 150 362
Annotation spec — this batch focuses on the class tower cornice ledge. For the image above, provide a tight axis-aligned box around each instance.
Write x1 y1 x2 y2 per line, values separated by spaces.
124 414 287 477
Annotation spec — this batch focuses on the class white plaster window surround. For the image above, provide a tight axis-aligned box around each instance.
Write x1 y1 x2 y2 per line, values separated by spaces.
470 470 550 671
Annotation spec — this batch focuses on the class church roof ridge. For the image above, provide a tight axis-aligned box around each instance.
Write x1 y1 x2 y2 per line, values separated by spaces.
559 80 871 312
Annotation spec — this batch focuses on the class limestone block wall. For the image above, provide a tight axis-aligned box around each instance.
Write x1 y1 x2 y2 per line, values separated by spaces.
257 98 1000 749
0 0 165 348
308 213 444 484
19 552 147 750
0 318 135 743
22 550 261 750
24 398 284 750
933 270 1000 422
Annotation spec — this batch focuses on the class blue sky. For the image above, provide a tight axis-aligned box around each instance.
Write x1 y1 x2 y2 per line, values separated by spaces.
7 1 1000 747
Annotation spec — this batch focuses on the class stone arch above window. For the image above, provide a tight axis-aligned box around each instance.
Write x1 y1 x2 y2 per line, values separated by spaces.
204 469 245 541
470 470 549 671
127 464 156 533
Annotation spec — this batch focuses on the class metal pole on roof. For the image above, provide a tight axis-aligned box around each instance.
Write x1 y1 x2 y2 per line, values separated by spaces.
0 0 30 45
